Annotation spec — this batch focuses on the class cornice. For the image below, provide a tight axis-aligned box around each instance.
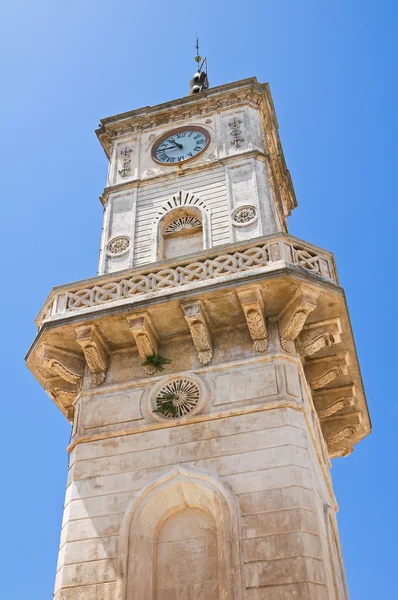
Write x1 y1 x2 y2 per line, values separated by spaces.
95 78 273 159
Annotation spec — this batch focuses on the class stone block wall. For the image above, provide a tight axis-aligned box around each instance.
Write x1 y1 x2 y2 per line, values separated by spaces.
54 379 348 600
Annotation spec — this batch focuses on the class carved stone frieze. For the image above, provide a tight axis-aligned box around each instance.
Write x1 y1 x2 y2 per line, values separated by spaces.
277 287 319 353
128 313 159 374
181 301 213 365
296 318 342 358
313 384 356 419
305 352 350 390
237 287 267 352
75 325 108 385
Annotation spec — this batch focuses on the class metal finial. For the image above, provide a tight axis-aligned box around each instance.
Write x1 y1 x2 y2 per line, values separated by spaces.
189 37 209 96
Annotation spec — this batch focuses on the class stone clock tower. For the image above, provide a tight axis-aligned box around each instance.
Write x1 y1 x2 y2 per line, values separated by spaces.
26 76 370 600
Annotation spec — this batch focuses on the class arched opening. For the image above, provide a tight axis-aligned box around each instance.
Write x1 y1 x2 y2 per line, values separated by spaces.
117 465 242 600
159 207 203 260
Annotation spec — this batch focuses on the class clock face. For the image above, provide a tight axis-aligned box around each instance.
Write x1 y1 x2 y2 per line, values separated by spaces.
152 127 210 165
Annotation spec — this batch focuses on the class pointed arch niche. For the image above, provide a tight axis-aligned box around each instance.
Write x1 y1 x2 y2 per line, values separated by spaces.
117 465 242 600
152 192 212 261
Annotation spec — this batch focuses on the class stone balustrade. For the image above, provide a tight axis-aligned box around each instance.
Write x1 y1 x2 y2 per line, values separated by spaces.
36 234 338 329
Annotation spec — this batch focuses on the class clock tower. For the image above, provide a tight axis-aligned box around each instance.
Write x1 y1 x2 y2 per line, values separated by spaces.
26 71 370 600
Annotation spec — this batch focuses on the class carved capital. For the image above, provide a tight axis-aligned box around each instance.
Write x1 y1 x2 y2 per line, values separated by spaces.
181 301 213 365
296 318 342 358
277 287 319 353
37 344 84 389
305 352 350 390
75 325 108 385
237 287 267 352
128 313 159 374
313 384 356 419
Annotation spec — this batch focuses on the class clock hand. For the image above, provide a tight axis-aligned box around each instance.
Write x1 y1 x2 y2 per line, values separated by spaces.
168 139 183 149
162 144 183 152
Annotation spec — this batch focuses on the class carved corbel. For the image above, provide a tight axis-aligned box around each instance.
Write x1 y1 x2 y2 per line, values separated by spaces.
75 325 108 385
181 301 213 365
305 352 350 390
37 344 84 389
277 287 319 353
296 318 342 358
49 383 76 422
313 384 356 419
128 313 159 374
237 287 267 352
322 412 362 458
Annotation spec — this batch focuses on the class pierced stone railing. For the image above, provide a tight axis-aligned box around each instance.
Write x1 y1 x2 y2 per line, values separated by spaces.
36 234 338 329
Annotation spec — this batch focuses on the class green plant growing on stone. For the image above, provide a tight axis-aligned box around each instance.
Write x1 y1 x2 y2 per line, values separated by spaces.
156 392 178 417
142 352 172 372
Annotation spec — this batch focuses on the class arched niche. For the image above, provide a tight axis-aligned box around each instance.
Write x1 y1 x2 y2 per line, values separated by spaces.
159 206 204 260
151 191 212 261
116 464 243 600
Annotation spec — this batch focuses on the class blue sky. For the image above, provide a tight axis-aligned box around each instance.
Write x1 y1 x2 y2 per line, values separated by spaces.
1 1 397 598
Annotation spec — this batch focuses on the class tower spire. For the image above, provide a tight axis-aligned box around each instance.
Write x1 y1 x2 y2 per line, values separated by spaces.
188 37 209 95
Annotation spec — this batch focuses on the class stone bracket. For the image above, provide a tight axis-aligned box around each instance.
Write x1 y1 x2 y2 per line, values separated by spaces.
296 318 342 358
49 383 77 422
277 286 319 353
128 313 159 374
181 301 213 365
75 325 108 385
305 352 350 390
237 287 268 352
313 384 356 420
322 412 362 458
37 343 84 388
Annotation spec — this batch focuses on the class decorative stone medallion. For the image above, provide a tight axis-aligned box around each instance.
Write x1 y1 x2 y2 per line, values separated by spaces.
149 374 207 422
232 205 257 227
106 235 130 257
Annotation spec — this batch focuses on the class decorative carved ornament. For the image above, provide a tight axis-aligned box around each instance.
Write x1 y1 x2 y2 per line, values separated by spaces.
228 117 245 148
128 313 159 374
37 236 337 326
164 215 202 234
149 374 207 422
107 235 130 256
322 412 362 458
232 205 257 226
296 318 342 358
305 352 350 390
37 344 84 389
277 287 319 353
237 287 267 352
37 344 85 421
313 385 356 420
155 379 201 418
181 301 213 365
118 146 133 178
75 325 108 385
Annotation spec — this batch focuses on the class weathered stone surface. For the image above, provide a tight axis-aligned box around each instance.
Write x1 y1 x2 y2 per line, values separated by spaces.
26 77 363 600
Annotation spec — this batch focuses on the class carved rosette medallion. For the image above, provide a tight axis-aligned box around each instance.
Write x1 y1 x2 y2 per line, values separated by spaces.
106 236 130 257
232 205 257 227
149 374 207 422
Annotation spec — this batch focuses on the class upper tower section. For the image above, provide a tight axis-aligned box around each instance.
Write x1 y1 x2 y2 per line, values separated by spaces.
96 78 297 274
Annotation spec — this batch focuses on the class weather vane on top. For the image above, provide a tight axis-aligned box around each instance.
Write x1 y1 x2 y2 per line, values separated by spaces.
188 37 209 95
